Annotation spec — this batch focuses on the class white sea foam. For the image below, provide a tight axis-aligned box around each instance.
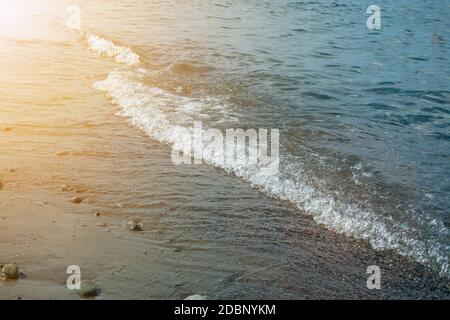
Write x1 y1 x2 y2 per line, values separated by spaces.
87 34 450 278
87 33 139 66
93 70 450 278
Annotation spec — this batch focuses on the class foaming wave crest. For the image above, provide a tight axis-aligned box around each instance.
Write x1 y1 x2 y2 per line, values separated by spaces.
94 71 450 275
93 69 449 278
87 33 139 66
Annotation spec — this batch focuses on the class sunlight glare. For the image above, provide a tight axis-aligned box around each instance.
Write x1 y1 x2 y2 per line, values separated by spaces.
0 0 46 39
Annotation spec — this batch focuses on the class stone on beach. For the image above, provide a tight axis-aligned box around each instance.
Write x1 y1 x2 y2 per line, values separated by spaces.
185 294 207 300
1 263 20 280
78 280 99 297
70 196 83 204
126 218 144 231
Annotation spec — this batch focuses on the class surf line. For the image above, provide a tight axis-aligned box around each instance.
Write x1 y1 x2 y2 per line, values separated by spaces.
170 121 280 175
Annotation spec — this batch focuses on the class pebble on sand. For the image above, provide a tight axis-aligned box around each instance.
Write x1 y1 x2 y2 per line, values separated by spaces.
0 181 3 190
126 218 144 232
78 280 99 298
185 295 207 300
70 196 83 204
1 264 20 280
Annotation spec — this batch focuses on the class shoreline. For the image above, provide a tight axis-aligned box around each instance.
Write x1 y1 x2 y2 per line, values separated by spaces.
1 139 449 299
1 0 449 301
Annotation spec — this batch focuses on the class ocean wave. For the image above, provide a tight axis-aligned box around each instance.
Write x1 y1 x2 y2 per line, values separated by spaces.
93 69 450 278
168 61 215 74
87 33 139 66
94 71 450 275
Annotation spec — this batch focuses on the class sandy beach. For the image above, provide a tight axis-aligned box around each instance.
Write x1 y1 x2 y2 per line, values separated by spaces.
1 121 448 299
1 0 449 300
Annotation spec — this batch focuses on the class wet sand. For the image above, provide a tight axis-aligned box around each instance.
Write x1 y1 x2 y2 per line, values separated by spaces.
1 110 449 299
0 1 448 298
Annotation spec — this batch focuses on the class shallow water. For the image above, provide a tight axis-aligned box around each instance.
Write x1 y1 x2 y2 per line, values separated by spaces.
0 0 449 297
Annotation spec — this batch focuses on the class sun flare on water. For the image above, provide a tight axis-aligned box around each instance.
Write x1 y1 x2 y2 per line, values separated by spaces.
0 0 48 39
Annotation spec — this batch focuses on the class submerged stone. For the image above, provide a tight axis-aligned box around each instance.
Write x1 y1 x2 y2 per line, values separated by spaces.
71 196 83 204
78 280 99 297
126 218 144 231
1 264 19 280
